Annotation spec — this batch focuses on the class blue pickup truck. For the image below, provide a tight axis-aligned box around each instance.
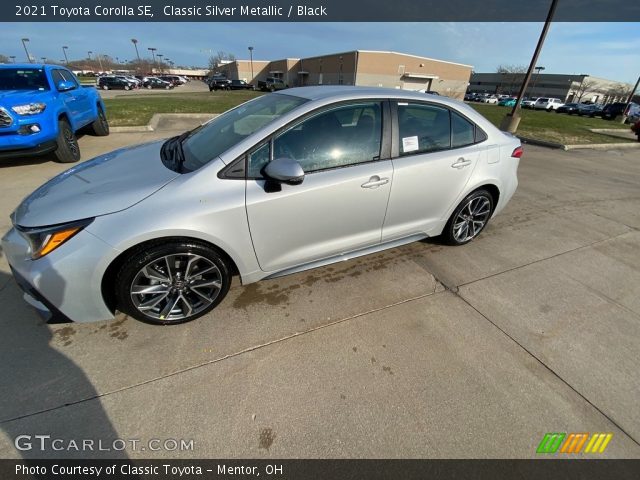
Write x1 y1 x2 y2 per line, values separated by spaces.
0 64 109 163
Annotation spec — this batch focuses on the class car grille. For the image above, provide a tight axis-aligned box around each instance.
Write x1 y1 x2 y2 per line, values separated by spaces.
0 108 12 127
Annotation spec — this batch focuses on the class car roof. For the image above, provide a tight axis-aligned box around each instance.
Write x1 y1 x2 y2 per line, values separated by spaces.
1 63 48 69
278 85 464 107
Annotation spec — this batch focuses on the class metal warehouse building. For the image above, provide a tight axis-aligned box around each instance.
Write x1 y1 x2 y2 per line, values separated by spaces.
469 72 634 104
215 50 473 99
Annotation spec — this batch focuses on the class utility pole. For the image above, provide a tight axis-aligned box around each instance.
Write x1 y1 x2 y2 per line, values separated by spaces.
500 0 559 133
620 75 640 124
248 46 254 82
131 38 141 61
530 66 545 98
62 46 69 64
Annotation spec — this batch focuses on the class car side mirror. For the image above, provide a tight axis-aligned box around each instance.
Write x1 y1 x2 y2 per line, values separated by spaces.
263 157 305 185
57 80 75 92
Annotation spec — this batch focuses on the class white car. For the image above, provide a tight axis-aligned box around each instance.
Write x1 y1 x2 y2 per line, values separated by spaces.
533 97 564 111
482 96 499 104
521 98 539 109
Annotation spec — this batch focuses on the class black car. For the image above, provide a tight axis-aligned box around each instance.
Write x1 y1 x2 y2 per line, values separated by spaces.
97 76 133 90
228 79 254 90
143 77 174 89
555 103 580 114
601 102 634 120
577 104 604 117
209 78 232 91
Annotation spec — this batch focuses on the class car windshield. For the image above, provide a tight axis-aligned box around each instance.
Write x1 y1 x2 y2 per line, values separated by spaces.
181 93 308 171
0 68 49 91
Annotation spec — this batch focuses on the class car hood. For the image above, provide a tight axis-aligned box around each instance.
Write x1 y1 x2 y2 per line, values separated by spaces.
13 140 180 228
0 89 51 107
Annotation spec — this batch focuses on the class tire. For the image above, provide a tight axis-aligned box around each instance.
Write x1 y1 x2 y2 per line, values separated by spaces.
166 85 171 90
53 119 81 163
124 85 130 91
115 240 232 325
147 85 152 90
88 105 110 136
102 85 109 90
441 189 494 246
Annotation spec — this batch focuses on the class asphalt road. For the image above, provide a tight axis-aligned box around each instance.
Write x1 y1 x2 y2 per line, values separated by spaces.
0 123 639 459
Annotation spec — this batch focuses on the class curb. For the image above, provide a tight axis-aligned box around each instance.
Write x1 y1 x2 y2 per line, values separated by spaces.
109 113 219 133
518 136 639 151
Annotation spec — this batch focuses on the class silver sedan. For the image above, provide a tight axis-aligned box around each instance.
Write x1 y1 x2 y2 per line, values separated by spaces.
2 86 521 325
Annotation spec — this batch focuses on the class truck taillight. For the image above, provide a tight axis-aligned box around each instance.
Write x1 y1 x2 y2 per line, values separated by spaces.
511 146 523 158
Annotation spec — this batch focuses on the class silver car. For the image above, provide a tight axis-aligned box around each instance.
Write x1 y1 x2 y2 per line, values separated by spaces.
2 86 521 325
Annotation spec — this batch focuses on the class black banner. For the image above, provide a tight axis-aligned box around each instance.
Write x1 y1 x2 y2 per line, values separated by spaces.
2 0 640 22
2 459 640 480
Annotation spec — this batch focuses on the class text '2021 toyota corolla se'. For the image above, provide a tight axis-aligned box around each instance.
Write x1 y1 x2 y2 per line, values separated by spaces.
2 86 521 325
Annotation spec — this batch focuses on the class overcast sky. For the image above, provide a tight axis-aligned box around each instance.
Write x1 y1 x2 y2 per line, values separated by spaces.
1 22 638 83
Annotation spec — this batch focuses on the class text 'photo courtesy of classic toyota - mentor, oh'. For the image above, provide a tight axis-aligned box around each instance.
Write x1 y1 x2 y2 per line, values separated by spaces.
2 86 521 325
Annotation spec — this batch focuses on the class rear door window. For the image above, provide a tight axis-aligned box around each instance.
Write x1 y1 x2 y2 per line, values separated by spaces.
397 103 451 155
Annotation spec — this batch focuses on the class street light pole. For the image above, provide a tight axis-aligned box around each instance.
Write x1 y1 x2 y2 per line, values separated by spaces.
62 46 69 64
157 54 164 72
10 56 16 63
148 47 157 73
131 38 141 61
21 38 31 63
248 46 254 82
530 66 545 98
500 0 559 133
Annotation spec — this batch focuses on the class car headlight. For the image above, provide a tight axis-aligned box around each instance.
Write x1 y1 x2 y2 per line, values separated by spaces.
17 218 93 259
11 103 47 116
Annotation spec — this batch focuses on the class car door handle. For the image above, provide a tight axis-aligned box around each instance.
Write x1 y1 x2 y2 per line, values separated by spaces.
361 176 389 189
451 158 472 169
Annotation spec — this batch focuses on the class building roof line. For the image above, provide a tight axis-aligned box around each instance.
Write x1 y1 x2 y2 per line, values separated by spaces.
356 50 473 68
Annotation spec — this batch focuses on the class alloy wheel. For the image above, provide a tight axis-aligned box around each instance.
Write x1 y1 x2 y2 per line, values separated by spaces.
130 253 223 322
452 195 491 243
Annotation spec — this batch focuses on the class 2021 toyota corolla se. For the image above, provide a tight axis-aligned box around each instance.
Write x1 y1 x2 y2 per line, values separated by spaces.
2 86 521 325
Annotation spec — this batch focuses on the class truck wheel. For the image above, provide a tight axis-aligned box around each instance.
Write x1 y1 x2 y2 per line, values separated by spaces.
89 105 110 136
54 119 81 163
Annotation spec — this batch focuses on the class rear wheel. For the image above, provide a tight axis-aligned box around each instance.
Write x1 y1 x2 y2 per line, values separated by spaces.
442 190 494 245
115 241 232 325
53 119 81 163
88 105 109 136
124 85 130 91
102 85 109 90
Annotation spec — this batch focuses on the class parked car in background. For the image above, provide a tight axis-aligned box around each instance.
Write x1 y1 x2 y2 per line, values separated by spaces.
0 63 109 163
498 97 517 107
258 77 287 92
600 102 640 120
464 92 477 101
521 97 539 109
143 77 174 89
481 95 499 104
158 76 181 86
209 78 232 91
533 98 564 111
631 119 640 141
229 79 255 90
555 103 580 114
98 76 134 90
577 104 604 117
417 89 440 95
2 86 521 325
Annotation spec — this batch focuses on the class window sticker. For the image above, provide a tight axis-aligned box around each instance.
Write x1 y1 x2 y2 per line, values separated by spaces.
402 136 419 153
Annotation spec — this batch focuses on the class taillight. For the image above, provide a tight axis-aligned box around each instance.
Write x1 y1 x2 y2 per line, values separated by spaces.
511 146 524 158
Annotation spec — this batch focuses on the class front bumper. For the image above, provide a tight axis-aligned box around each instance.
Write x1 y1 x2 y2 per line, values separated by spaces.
1 227 120 323
0 140 57 160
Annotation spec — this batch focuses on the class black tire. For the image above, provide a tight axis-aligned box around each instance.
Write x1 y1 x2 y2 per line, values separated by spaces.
115 240 232 325
88 105 110 136
102 85 109 90
53 119 81 163
441 189 494 246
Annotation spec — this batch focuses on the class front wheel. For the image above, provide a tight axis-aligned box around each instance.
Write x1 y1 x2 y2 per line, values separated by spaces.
442 190 494 246
53 119 81 163
115 241 232 325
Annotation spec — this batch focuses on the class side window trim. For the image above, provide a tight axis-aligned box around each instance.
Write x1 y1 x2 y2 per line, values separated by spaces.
224 99 392 180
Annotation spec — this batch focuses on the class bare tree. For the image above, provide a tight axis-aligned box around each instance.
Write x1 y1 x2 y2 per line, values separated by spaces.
208 51 236 72
496 65 528 95
573 79 598 102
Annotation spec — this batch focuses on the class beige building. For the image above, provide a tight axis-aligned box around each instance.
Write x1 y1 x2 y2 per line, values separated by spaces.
214 50 473 99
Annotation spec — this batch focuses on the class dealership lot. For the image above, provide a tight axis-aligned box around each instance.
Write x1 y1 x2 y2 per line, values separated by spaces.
0 128 639 458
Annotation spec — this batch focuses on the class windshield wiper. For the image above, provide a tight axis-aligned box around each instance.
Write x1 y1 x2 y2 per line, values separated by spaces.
160 130 190 173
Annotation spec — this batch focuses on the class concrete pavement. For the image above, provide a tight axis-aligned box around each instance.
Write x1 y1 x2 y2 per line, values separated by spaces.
0 128 639 458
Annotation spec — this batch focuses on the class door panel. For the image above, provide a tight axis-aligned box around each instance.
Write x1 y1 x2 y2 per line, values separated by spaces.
246 161 393 272
382 146 480 241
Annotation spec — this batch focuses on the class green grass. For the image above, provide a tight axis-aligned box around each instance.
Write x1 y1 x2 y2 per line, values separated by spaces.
103 91 264 126
469 103 633 145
